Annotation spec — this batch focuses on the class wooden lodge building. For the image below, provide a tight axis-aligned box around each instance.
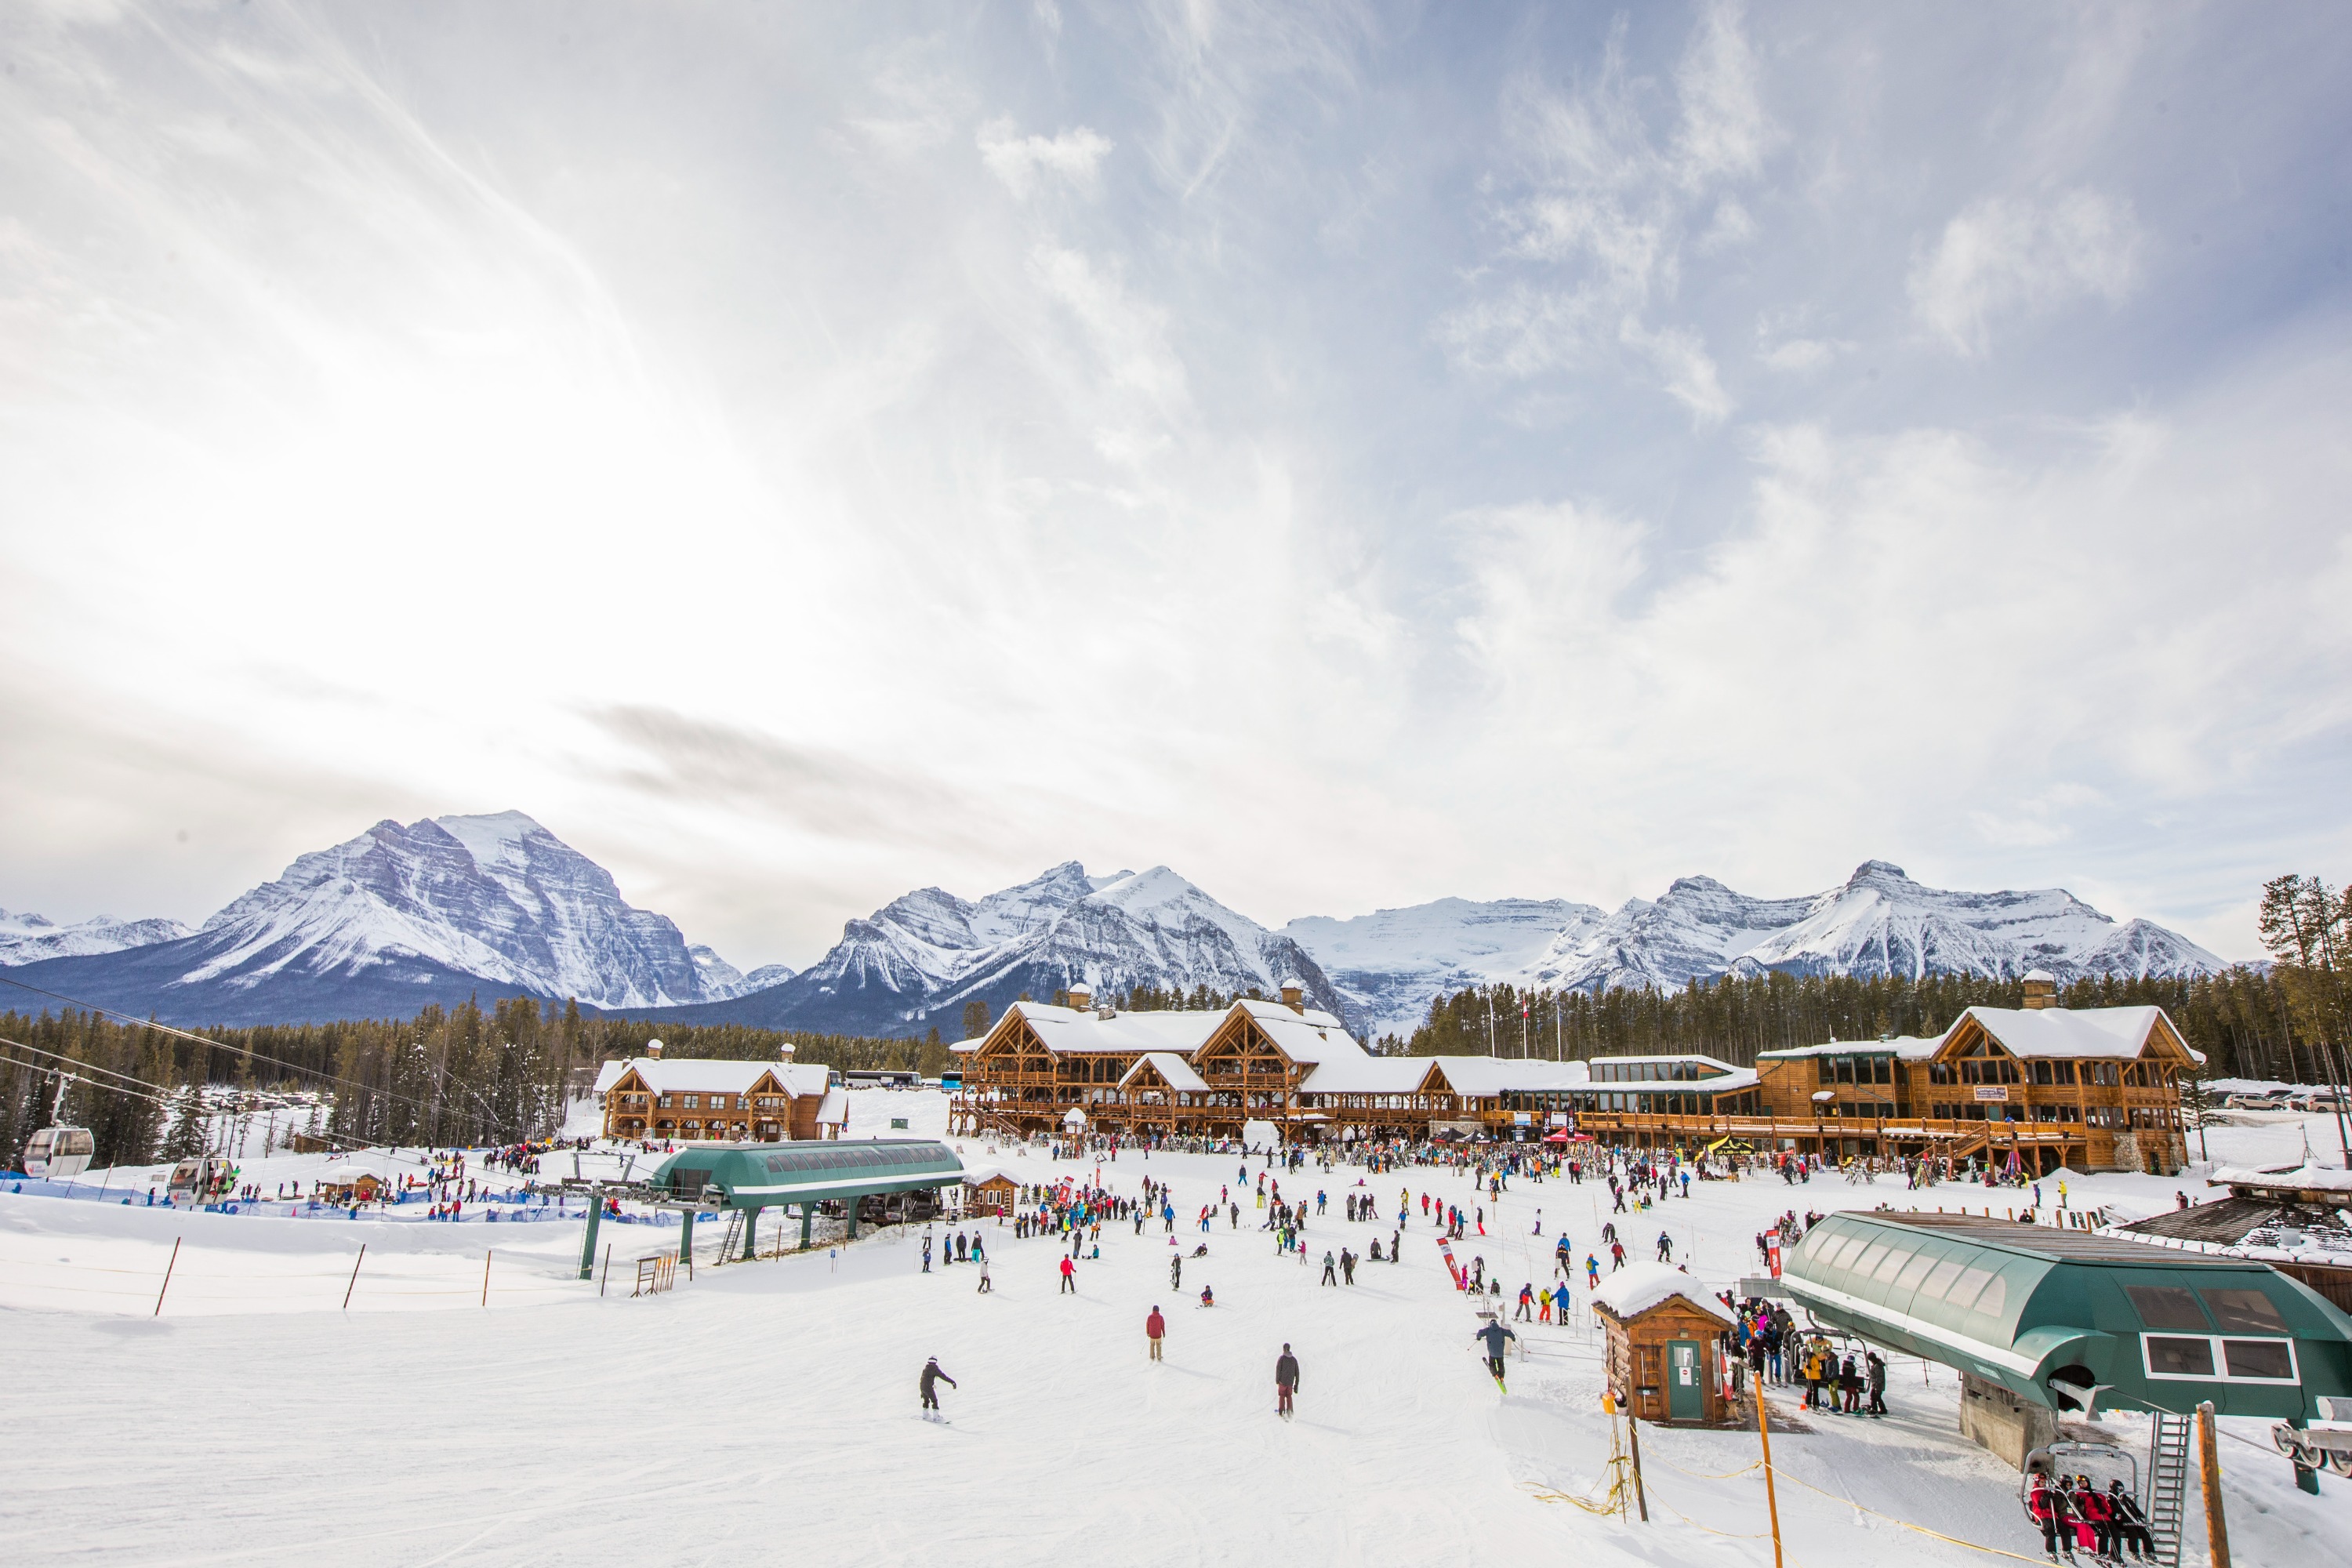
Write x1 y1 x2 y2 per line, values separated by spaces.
594 1044 847 1143
948 974 2195 1174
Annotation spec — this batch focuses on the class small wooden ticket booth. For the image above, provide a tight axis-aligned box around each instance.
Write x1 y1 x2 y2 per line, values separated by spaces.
1592 1263 1737 1425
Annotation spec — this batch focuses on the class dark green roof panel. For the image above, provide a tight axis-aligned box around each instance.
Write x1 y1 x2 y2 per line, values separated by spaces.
1784 1211 2352 1422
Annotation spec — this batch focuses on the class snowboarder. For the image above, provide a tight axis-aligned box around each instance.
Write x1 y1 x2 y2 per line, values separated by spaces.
1147 1305 1167 1361
919 1357 956 1417
1472 1319 1517 1388
1275 1343 1300 1418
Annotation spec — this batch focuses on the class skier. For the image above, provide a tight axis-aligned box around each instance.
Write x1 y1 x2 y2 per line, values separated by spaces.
1171 1253 1182 1290
1320 1250 1338 1286
1146 1305 1167 1361
1275 1342 1301 1419
1657 1231 1673 1262
1472 1318 1517 1388
2027 1470 2075 1562
919 1357 956 1418
1865 1350 1886 1416
1515 1283 1534 1320
1060 1254 1076 1294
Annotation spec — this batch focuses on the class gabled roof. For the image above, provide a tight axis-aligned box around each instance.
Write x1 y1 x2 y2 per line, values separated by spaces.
1121 1052 1210 1093
1236 999 1364 1068
597 1057 827 1097
1947 1005 2194 1062
996 1000 1228 1055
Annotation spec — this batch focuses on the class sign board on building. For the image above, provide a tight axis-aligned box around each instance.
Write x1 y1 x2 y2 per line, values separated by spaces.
1973 1085 2010 1102
890 1117 909 1130
1513 1112 1532 1127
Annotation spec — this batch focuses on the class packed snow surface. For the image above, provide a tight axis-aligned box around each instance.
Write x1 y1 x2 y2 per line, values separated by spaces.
3 1095 2343 1566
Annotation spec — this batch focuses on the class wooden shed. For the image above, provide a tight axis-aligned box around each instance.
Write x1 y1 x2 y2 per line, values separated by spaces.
318 1171 386 1203
964 1172 1018 1215
1592 1262 1737 1425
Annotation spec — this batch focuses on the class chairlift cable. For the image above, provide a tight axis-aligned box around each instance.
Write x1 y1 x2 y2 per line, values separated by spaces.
0 974 518 1131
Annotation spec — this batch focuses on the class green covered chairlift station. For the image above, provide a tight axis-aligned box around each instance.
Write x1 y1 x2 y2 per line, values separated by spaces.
1784 1211 2352 1519
568 1139 966 1279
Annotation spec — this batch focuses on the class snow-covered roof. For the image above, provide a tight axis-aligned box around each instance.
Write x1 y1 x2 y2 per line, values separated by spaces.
1121 1052 1209 1093
1238 999 1362 1067
816 1088 848 1125
1589 1261 1733 1326
1756 1036 1941 1062
2212 1163 2352 1196
1572 1069 1759 1096
1006 1001 1228 1055
1422 1057 1592 1099
601 1057 828 1097
949 1038 984 1054
1585 1053 1743 1074
1297 1055 1430 1095
1955 1004 2192 1062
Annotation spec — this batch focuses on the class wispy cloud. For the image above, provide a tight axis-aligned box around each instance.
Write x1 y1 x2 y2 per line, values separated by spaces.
1440 1 1772 426
978 118 1113 199
1909 187 2142 357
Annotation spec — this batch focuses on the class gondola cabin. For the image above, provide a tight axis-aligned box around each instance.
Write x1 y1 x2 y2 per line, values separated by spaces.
22 1126 94 1180
165 1155 231 1206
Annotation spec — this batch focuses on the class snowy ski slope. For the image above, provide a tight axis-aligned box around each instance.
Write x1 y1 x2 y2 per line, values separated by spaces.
3 1090 2344 1566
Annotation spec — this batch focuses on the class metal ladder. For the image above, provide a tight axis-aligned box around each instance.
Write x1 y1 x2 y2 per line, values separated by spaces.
713 1208 745 1267
2146 1410 2192 1568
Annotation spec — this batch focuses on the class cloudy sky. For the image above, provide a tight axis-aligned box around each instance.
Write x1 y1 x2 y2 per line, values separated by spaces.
2 1 2347 969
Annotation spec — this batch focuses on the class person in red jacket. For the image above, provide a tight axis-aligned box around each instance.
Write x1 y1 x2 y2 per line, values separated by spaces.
1059 1254 1076 1294
1147 1305 1167 1360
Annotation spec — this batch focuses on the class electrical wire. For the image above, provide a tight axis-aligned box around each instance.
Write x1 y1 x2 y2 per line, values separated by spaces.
0 974 520 1132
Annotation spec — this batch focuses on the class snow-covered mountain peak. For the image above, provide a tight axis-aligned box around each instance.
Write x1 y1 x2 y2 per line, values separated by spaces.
0 908 196 966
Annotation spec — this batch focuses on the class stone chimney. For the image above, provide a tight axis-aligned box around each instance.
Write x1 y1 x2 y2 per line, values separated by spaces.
1068 984 1092 1013
645 1038 664 1058
2020 971 2058 1011
1280 982 1305 1013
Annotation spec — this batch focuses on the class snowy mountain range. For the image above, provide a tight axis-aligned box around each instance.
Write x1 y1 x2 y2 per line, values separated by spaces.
1294 860 2226 1037
656 862 1346 1037
0 814 738 1026
0 909 194 967
1 817 2226 1036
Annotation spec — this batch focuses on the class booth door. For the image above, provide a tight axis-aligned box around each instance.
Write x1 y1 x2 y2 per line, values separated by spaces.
1668 1340 1702 1421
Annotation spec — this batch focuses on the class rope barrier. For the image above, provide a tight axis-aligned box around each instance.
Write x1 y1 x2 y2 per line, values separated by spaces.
1762 1461 2060 1564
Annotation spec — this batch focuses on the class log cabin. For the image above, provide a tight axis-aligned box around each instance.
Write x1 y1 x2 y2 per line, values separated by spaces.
594 1043 844 1142
947 972 2191 1172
